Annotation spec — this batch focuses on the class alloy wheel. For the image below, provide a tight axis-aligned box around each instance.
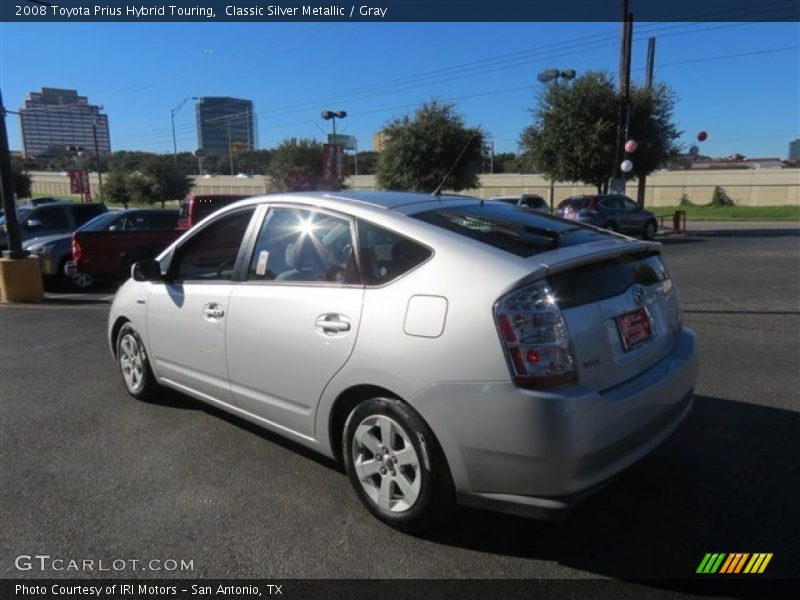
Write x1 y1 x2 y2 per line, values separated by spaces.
119 333 146 393
351 415 422 513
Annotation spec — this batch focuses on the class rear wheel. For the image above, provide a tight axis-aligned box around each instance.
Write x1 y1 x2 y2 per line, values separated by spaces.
643 220 657 240
59 258 94 291
343 397 454 532
116 323 160 401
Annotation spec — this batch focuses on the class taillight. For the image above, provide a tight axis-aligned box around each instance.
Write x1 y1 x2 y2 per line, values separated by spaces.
71 236 82 263
494 280 576 388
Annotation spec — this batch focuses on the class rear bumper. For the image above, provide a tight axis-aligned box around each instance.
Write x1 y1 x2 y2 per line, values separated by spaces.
409 328 698 519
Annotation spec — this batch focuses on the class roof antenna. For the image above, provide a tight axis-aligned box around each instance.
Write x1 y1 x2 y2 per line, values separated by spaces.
431 130 481 197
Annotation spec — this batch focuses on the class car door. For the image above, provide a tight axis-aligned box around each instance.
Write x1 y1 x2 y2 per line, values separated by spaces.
619 196 643 232
225 205 364 438
145 207 256 402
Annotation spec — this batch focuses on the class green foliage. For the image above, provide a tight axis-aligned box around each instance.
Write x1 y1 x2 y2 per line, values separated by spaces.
376 100 483 192
266 138 325 192
100 157 191 208
519 71 681 194
679 193 693 206
11 158 32 199
710 185 735 207
138 156 193 207
101 169 133 208
492 152 521 173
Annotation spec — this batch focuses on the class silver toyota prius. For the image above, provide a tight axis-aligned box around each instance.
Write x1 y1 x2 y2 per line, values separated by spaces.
108 191 697 531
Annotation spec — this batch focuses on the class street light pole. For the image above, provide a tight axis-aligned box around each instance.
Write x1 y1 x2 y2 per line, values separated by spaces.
171 96 197 162
92 113 103 198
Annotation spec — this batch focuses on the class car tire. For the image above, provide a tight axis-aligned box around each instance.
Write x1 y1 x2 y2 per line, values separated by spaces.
116 323 159 401
343 397 455 532
643 220 657 240
604 221 619 233
59 259 94 291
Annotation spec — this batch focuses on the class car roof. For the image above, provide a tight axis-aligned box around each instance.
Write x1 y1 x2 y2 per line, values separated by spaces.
230 190 479 213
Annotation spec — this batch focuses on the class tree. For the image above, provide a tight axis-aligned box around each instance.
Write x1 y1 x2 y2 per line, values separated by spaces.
346 151 378 176
139 156 192 208
376 100 483 193
492 152 522 174
519 71 680 194
102 169 133 208
266 138 325 192
11 158 32 199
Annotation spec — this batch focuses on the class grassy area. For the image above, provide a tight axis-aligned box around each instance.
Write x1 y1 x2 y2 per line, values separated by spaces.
650 205 800 221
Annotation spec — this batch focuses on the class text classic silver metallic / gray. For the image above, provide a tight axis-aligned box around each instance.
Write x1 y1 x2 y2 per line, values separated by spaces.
108 191 697 531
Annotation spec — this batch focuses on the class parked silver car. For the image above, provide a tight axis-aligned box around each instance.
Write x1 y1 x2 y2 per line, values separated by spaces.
108 191 697 531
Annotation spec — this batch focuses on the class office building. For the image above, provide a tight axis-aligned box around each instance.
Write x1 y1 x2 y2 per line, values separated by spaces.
196 97 256 157
789 139 800 161
19 88 111 157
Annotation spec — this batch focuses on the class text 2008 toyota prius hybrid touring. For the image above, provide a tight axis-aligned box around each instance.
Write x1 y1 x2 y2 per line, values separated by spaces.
108 191 697 531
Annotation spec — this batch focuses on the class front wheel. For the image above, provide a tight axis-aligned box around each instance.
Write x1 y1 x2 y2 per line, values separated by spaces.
343 397 454 532
116 323 160 401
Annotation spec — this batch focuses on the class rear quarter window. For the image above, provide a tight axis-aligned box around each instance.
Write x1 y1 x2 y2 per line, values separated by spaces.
357 220 432 285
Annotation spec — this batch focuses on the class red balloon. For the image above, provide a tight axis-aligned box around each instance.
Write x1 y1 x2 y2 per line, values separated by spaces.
697 131 708 142
624 139 638 153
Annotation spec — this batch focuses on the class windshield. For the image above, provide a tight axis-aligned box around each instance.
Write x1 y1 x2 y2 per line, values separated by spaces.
0 208 31 227
412 202 609 258
78 211 122 232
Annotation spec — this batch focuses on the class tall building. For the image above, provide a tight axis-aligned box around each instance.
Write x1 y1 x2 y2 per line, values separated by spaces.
19 88 110 157
196 97 256 157
789 139 800 161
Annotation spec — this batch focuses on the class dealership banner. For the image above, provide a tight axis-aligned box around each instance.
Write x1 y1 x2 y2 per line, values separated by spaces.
4 0 798 22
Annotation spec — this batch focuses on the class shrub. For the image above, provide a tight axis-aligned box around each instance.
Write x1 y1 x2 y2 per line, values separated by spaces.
710 186 735 207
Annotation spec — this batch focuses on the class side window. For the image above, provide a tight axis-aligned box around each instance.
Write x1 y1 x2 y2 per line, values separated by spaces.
621 197 638 210
171 209 254 281
357 220 432 285
29 206 69 230
248 207 358 284
602 197 622 209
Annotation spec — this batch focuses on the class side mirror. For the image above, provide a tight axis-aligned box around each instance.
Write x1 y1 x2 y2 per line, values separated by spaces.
132 259 162 282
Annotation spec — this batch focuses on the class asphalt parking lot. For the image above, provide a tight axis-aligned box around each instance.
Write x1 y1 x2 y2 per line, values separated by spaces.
1 223 798 584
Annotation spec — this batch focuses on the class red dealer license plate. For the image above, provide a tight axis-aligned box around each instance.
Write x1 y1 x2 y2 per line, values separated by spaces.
616 307 653 351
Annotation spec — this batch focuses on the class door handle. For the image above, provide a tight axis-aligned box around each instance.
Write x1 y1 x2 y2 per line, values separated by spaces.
203 304 225 320
315 314 351 334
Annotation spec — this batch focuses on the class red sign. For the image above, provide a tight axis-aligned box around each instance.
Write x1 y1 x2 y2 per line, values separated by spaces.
68 170 92 201
322 144 344 183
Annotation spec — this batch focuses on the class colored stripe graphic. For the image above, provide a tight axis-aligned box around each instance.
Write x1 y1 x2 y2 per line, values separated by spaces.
698 552 773 574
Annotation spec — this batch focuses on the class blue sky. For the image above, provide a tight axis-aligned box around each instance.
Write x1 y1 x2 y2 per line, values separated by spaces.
1 21 798 157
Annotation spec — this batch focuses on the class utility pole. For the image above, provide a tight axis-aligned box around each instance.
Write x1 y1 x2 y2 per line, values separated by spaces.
612 0 634 192
92 114 103 198
637 37 656 206
0 89 25 258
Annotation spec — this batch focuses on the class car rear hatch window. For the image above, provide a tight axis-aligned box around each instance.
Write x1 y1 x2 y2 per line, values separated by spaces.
412 203 608 257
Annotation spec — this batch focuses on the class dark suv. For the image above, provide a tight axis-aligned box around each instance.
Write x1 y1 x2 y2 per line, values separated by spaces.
557 194 658 239
0 201 107 250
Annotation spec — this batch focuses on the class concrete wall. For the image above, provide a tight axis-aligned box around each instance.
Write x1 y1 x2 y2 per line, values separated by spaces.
29 169 800 206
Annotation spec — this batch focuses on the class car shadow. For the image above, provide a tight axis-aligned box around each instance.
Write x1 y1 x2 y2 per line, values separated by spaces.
421 395 800 587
